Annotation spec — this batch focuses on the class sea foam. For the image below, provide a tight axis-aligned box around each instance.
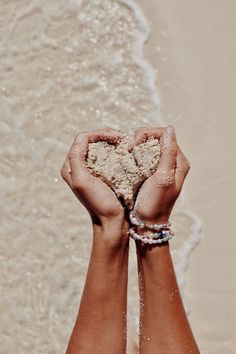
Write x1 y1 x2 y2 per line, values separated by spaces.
0 1 203 353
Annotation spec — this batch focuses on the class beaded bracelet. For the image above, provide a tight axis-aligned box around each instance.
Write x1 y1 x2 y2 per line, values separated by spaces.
129 210 171 231
129 227 174 245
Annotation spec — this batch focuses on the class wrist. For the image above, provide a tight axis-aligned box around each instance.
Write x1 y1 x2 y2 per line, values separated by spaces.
131 210 171 226
93 215 129 249
138 214 170 225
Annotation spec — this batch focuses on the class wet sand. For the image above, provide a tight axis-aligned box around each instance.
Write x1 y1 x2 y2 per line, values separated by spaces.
138 0 236 352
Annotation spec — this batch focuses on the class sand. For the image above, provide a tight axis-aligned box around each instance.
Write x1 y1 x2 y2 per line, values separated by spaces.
1 1 236 353
138 0 236 352
86 137 160 209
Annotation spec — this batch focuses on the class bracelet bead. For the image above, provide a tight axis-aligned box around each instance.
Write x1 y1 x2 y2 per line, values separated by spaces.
128 227 174 245
129 210 171 231
128 209 174 245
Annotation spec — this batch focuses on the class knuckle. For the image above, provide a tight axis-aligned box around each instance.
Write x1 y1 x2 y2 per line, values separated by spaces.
185 160 191 174
182 153 191 173
60 165 68 180
177 147 190 169
177 154 190 177
60 166 65 178
186 158 191 170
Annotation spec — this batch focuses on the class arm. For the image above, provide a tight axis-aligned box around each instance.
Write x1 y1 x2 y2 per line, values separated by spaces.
132 126 200 354
61 128 129 354
136 243 199 354
66 221 129 354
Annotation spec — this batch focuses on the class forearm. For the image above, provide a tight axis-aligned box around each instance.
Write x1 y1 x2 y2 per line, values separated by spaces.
66 221 129 354
136 242 200 354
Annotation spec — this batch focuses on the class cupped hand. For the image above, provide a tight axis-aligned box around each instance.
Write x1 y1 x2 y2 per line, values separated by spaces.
60 128 127 227
131 126 190 224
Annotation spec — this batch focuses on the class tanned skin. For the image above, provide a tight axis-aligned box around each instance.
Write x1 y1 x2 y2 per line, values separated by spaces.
61 126 200 354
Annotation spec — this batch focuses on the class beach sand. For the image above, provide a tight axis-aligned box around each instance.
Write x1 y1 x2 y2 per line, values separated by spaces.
138 0 236 352
0 1 235 353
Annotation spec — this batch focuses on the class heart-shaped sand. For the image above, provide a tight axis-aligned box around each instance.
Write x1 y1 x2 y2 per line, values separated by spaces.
86 137 161 209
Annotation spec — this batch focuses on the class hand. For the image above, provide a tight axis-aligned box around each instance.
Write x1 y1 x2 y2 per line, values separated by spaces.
60 128 128 231
131 126 190 224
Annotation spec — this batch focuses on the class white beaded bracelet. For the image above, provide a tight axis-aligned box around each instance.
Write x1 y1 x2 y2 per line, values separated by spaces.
129 227 174 245
129 210 171 231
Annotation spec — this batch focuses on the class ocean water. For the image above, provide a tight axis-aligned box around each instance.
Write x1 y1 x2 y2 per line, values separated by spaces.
0 0 202 352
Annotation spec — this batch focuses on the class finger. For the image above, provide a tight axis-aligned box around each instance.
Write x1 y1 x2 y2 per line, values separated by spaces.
68 133 91 190
86 128 126 144
60 157 73 188
159 126 178 163
128 126 165 151
154 126 178 186
135 126 165 144
72 127 125 146
175 147 191 190
68 128 125 166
